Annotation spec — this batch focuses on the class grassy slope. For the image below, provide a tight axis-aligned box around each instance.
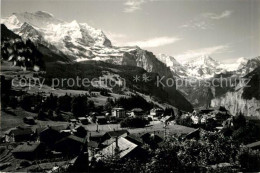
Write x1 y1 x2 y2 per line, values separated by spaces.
44 61 193 112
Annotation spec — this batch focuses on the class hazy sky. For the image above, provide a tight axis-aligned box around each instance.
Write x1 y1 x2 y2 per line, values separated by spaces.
1 0 260 64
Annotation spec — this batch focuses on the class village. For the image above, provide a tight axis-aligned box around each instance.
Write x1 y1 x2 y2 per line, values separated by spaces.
1 73 260 172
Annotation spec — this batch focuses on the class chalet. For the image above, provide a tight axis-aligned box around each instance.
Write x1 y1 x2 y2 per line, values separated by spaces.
130 108 145 118
23 117 36 125
160 116 174 124
96 137 145 160
111 108 126 118
200 115 208 124
12 142 45 160
54 135 85 155
7 127 34 142
37 125 66 147
191 115 199 124
150 108 164 117
96 116 107 124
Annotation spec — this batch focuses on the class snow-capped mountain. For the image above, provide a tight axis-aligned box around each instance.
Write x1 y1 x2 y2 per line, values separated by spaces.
182 55 223 78
156 54 188 77
2 11 259 79
236 56 260 75
156 54 260 79
1 11 175 77
156 54 224 78
157 53 181 67
1 11 112 59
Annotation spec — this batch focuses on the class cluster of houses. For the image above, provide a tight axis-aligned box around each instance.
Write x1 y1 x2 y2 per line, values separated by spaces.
2 105 260 172
179 106 231 129
76 107 166 125
2 124 88 160
2 123 172 165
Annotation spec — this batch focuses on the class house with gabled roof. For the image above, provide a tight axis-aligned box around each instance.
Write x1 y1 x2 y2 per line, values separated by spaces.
7 126 34 142
96 137 145 160
54 135 86 155
112 107 126 119
36 125 67 147
130 108 145 118
12 142 45 160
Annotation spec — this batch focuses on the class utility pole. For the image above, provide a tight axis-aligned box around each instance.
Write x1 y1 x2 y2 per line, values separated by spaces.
96 119 99 132
164 122 167 140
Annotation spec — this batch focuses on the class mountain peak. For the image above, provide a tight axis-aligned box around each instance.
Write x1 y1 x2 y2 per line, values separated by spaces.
156 53 181 67
184 55 220 67
34 11 54 17
5 11 64 28
2 11 112 59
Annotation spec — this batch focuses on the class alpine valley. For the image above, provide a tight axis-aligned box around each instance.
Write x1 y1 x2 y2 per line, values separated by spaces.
1 11 260 117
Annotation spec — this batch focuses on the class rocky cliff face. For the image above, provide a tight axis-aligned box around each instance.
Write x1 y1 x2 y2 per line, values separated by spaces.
211 67 260 117
211 90 260 117
122 48 174 78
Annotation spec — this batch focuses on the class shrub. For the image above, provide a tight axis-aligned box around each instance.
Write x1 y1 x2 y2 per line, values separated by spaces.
238 147 260 172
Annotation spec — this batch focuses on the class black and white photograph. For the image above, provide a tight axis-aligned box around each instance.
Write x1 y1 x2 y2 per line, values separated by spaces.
1 0 260 172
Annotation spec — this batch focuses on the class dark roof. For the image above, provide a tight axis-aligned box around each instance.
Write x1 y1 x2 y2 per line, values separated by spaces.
12 142 41 153
125 135 143 145
56 135 85 145
106 130 129 138
246 141 260 148
37 125 68 134
9 128 33 136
